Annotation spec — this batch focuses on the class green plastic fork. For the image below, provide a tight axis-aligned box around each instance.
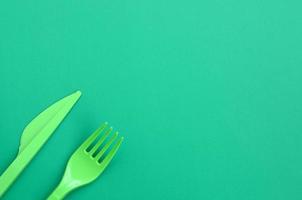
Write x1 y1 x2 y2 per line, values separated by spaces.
47 122 124 200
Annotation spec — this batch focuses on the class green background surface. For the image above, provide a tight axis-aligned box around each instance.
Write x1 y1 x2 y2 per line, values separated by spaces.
0 0 302 199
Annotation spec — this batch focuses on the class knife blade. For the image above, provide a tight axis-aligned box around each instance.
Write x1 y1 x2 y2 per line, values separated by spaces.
0 91 82 197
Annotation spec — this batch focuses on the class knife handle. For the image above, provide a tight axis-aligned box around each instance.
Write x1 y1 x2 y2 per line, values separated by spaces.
0 109 64 197
0 127 57 198
0 152 31 198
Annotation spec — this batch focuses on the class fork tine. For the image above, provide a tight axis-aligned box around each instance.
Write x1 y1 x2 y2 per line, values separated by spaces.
99 137 124 168
89 127 112 155
95 132 119 161
80 122 108 150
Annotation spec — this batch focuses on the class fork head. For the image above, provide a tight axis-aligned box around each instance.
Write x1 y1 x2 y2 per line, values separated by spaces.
65 122 124 186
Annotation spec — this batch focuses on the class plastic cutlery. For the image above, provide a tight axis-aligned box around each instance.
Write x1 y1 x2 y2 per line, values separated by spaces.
47 122 123 200
0 91 81 198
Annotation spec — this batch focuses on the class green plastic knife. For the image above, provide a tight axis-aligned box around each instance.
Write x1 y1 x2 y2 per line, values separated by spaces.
0 91 82 198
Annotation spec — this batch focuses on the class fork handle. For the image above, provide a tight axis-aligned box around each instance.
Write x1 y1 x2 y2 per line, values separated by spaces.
47 181 72 200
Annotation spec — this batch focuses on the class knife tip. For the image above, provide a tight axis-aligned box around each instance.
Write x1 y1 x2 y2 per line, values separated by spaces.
75 90 82 97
